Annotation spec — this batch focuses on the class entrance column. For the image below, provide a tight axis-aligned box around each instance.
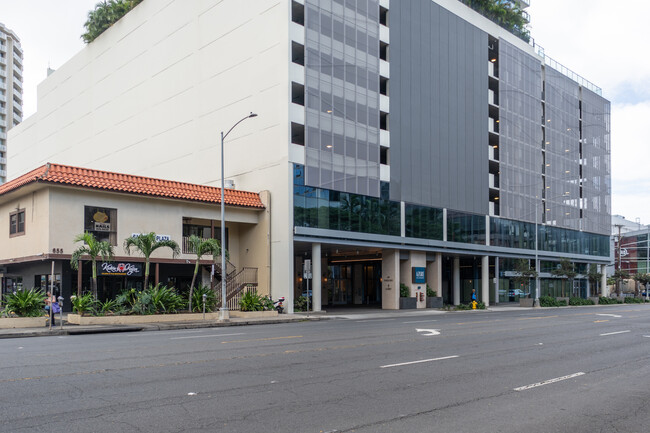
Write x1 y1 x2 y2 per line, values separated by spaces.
312 243 322 312
426 252 443 297
601 264 608 297
453 257 460 306
382 249 400 309
481 255 489 306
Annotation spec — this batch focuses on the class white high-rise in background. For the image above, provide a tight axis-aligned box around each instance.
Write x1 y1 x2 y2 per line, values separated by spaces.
0 22 23 184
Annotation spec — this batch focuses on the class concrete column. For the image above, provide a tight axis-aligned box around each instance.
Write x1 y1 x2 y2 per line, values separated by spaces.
481 255 489 306
401 251 426 308
382 249 400 309
453 257 460 306
601 264 608 297
586 279 591 298
426 252 443 297
310 246 321 309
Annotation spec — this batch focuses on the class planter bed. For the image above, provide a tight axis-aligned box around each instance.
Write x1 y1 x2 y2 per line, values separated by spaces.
0 316 49 329
67 310 278 325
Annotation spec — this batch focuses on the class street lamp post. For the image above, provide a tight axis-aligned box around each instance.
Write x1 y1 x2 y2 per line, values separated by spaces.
219 112 257 321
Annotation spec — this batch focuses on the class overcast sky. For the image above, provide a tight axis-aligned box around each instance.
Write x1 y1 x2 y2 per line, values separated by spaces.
1 0 648 226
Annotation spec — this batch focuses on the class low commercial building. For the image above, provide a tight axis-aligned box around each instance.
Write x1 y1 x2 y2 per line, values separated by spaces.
0 163 270 309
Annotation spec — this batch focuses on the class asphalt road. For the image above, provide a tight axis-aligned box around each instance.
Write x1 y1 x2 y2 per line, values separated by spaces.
1 304 649 433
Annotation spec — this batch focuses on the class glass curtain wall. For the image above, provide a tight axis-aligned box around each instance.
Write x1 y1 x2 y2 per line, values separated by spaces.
304 0 381 197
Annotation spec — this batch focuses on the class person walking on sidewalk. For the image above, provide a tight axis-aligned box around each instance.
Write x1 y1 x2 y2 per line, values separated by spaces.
44 291 58 326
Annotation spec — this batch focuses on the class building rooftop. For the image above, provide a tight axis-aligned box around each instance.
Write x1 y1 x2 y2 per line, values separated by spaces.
0 163 265 209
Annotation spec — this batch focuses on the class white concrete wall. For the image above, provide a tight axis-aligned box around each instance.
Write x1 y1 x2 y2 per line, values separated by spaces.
7 0 294 302
0 187 50 260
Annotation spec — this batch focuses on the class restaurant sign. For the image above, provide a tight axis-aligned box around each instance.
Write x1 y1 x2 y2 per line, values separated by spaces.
100 262 143 277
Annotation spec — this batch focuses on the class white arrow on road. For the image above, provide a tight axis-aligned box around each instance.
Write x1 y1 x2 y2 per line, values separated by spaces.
596 314 622 318
416 328 441 336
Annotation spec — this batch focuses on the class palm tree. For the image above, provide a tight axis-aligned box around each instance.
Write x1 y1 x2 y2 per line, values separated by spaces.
70 232 115 298
551 258 577 297
124 232 180 290
186 235 224 312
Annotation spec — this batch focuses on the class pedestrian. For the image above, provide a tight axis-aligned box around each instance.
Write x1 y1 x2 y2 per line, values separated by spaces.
44 291 58 325
471 289 477 303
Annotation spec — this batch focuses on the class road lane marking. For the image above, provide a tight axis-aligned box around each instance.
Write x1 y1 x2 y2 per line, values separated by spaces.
171 332 245 340
355 319 396 323
517 316 558 321
416 328 440 336
514 372 585 391
222 335 302 344
129 330 206 337
643 336 650 338
403 320 438 324
596 314 622 318
381 355 459 369
600 330 631 336
593 320 609 323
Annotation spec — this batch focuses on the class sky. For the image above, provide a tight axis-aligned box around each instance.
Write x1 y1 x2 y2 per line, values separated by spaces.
1 0 649 226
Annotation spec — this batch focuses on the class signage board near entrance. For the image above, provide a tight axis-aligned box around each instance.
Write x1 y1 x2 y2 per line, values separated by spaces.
412 267 426 284
100 262 143 277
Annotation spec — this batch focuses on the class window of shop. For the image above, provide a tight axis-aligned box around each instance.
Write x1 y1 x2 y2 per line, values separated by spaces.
9 208 25 237
84 206 117 245
181 223 228 254
34 274 61 293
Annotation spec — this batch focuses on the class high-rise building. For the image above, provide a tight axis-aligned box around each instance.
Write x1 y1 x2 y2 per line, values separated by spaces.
5 0 610 310
0 22 23 184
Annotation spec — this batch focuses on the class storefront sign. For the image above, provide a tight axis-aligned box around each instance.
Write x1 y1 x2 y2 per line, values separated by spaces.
94 222 111 232
100 262 143 277
412 267 426 284
131 233 171 242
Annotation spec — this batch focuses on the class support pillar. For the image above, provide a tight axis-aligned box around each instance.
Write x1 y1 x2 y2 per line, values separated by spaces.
382 249 400 309
601 264 608 297
426 253 443 297
312 243 322 312
481 255 489 306
494 257 499 304
453 257 460 306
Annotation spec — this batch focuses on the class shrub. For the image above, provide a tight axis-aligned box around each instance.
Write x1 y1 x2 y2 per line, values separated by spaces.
624 297 644 304
455 303 471 310
569 297 594 306
539 296 567 307
239 291 270 312
598 296 622 305
400 283 410 298
71 292 98 315
426 284 437 297
95 298 126 316
116 285 186 315
3 289 46 317
294 295 309 312
190 285 217 312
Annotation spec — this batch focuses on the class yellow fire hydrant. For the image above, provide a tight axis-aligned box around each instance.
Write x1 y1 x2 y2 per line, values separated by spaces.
472 301 477 309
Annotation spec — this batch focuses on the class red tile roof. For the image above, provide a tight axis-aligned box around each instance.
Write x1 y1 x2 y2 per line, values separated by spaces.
0 163 265 209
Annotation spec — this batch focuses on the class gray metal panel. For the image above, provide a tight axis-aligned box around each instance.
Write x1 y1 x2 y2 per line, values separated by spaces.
390 0 489 214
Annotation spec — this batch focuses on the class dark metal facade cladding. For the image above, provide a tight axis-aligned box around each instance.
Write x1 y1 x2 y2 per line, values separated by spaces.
389 0 489 214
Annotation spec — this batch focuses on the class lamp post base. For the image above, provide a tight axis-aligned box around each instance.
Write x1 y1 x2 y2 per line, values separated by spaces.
219 307 230 322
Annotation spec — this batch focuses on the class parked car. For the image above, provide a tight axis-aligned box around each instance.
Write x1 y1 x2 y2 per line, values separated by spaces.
508 289 528 299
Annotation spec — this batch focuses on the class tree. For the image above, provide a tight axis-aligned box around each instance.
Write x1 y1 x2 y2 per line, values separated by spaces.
512 258 538 296
124 232 180 290
632 273 650 297
186 235 224 312
587 264 603 296
70 232 114 298
81 0 144 44
551 258 577 297
613 269 630 296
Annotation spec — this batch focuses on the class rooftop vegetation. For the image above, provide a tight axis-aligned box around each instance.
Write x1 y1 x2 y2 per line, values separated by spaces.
459 0 530 42
81 0 143 44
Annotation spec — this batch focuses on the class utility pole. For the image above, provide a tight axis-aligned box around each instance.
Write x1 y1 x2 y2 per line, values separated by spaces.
614 224 624 296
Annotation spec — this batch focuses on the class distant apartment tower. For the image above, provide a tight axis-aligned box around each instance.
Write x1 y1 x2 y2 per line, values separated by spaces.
0 23 23 184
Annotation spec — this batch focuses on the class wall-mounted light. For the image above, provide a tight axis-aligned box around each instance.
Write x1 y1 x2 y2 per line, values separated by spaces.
490 58 497 63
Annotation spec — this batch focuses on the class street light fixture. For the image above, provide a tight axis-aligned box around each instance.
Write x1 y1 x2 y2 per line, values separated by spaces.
219 112 257 321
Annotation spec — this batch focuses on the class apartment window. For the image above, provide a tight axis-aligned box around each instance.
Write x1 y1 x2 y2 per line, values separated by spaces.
9 208 25 237
84 206 117 245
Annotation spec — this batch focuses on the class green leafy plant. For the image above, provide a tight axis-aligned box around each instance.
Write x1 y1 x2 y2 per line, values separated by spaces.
539 295 567 307
624 297 644 304
455 303 471 310
190 285 217 313
400 283 410 298
70 292 98 316
598 296 621 305
70 231 114 298
569 297 594 306
294 295 309 312
82 0 144 44
96 298 126 316
239 291 270 312
3 289 46 317
124 232 180 291
426 284 437 297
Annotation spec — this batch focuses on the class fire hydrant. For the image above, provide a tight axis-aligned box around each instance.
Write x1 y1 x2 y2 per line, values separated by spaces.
472 300 477 309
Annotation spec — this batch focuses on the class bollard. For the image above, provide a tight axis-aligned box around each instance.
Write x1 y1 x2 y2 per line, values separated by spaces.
58 296 64 330
202 293 207 320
